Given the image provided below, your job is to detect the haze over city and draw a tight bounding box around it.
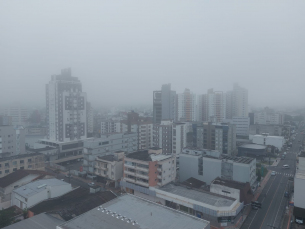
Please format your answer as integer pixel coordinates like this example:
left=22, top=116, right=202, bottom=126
left=1, top=0, right=305, bottom=109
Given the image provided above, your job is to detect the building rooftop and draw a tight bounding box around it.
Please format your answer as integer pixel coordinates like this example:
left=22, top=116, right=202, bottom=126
left=212, top=177, right=248, bottom=190
left=238, top=144, right=267, bottom=150
left=295, top=170, right=305, bottom=180
left=221, top=155, right=255, bottom=164
left=97, top=154, right=117, bottom=162
left=0, top=170, right=52, bottom=188
left=57, top=194, right=210, bottom=229
left=26, top=146, right=57, bottom=153
left=182, top=177, right=206, bottom=189
left=158, top=183, right=236, bottom=207
left=0, top=152, right=43, bottom=162
left=126, top=150, right=172, bottom=162
left=2, top=213, right=64, bottom=229
left=13, top=178, right=69, bottom=198
left=29, top=187, right=117, bottom=221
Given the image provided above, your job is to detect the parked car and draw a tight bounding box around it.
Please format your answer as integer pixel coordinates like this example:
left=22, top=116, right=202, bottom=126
left=88, top=182, right=95, bottom=187
left=288, top=177, right=294, bottom=181
left=65, top=174, right=72, bottom=178
left=271, top=171, right=276, bottom=176
left=252, top=206, right=258, bottom=210
left=284, top=192, right=290, bottom=198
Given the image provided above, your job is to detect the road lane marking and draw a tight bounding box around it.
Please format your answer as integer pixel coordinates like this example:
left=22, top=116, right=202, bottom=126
left=272, top=180, right=289, bottom=228
left=259, top=174, right=285, bottom=229
left=247, top=175, right=277, bottom=229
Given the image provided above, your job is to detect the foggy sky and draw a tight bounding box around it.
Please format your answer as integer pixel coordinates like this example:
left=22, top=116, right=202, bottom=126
left=1, top=0, right=305, bottom=109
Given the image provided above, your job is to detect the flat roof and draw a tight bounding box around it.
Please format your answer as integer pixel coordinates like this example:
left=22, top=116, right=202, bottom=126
left=158, top=183, right=235, bottom=207
left=126, top=151, right=172, bottom=162
left=212, top=177, right=248, bottom=190
left=2, top=213, right=64, bottom=229
left=0, top=152, right=43, bottom=162
left=57, top=194, right=209, bottom=229
left=221, top=155, right=255, bottom=164
left=97, top=154, right=117, bottom=162
left=13, top=178, right=69, bottom=198
left=239, top=144, right=267, bottom=150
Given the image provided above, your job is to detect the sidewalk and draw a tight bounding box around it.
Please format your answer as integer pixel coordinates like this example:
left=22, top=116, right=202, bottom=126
left=254, top=170, right=272, bottom=201
left=270, top=158, right=281, bottom=167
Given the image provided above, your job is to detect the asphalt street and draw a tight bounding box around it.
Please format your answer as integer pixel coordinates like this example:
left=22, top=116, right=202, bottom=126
left=241, top=132, right=303, bottom=229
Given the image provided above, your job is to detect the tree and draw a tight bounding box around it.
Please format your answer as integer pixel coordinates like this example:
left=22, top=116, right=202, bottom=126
left=257, top=170, right=261, bottom=181
left=0, top=209, right=14, bottom=228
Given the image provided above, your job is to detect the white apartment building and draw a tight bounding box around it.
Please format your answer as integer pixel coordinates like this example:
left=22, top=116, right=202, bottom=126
left=83, top=133, right=137, bottom=174
left=252, top=134, right=285, bottom=150
left=254, top=112, right=284, bottom=125
left=121, top=148, right=176, bottom=191
left=177, top=89, right=197, bottom=122
left=101, top=120, right=121, bottom=134
left=153, top=120, right=191, bottom=155
left=179, top=149, right=256, bottom=186
left=46, top=68, right=87, bottom=142
left=4, top=106, right=29, bottom=127
left=198, top=89, right=226, bottom=123
left=86, top=102, right=94, bottom=135
left=121, top=119, right=153, bottom=150
left=224, top=117, right=250, bottom=136
left=94, top=151, right=124, bottom=187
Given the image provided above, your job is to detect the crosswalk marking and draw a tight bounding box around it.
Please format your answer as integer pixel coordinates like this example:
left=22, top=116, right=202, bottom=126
left=271, top=171, right=294, bottom=177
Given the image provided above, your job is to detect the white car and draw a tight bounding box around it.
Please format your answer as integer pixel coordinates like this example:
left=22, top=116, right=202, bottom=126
left=88, top=182, right=95, bottom=187
left=271, top=171, right=276, bottom=176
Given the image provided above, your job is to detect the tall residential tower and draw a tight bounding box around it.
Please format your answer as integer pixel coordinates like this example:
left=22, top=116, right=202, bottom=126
left=46, top=68, right=87, bottom=142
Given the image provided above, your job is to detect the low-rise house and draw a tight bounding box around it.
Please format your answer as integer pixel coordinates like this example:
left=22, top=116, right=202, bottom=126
left=0, top=170, right=52, bottom=209
left=210, top=177, right=253, bottom=204
left=11, top=178, right=73, bottom=209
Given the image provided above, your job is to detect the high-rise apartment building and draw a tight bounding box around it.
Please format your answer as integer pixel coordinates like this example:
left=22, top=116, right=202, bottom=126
left=153, top=120, right=191, bottom=155
left=197, top=122, right=236, bottom=155
left=4, top=106, right=29, bottom=127
left=46, top=68, right=87, bottom=142
left=197, top=89, right=226, bottom=123
left=153, top=84, right=176, bottom=124
left=226, top=84, right=248, bottom=118
left=176, top=88, right=197, bottom=122
left=86, top=102, right=94, bottom=136
left=101, top=120, right=121, bottom=134
left=0, top=125, right=25, bottom=158
left=121, top=112, right=153, bottom=150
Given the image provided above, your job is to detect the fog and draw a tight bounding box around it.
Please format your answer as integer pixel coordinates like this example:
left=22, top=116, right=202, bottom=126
left=1, top=0, right=304, bottom=109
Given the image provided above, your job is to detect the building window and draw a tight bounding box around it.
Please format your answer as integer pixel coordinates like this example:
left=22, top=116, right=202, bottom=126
left=20, top=166, right=24, bottom=170
left=28, top=159, right=32, bottom=163
left=13, top=168, right=17, bottom=172
left=5, top=170, right=9, bottom=174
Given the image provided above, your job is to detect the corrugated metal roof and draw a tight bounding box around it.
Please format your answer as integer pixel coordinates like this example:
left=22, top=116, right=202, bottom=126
left=2, top=213, right=64, bottom=229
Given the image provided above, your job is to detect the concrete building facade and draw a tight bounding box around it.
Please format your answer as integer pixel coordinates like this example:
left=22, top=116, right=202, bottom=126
left=252, top=134, right=285, bottom=150
left=179, top=149, right=256, bottom=186
left=83, top=133, right=137, bottom=174
left=197, top=122, right=236, bottom=156
left=0, top=153, right=45, bottom=178
left=177, top=88, right=197, bottom=122
left=122, top=149, right=176, bottom=190
left=46, top=68, right=87, bottom=142
left=94, top=151, right=124, bottom=187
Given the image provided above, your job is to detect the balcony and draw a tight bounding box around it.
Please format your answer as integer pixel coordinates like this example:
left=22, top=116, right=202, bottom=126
left=157, top=167, right=162, bottom=172
left=124, top=164, right=136, bottom=169
left=136, top=173, right=148, bottom=179
left=136, top=166, right=149, bottom=172
left=135, top=180, right=149, bottom=187
left=124, top=170, right=136, bottom=176
left=125, top=177, right=136, bottom=183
